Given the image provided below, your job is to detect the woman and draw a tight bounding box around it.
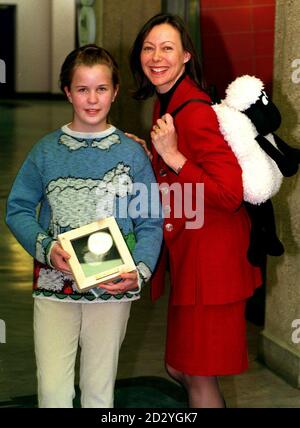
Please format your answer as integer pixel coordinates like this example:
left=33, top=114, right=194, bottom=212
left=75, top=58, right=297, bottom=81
left=129, top=13, right=262, bottom=408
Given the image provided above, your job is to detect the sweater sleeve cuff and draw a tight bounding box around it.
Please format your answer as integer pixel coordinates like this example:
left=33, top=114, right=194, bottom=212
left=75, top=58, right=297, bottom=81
left=126, top=270, right=143, bottom=295
left=46, top=240, right=57, bottom=268
left=127, top=262, right=152, bottom=295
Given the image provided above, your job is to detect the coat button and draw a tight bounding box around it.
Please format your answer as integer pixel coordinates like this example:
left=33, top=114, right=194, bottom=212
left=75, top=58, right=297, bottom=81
left=159, top=168, right=167, bottom=177
left=165, top=223, right=174, bottom=232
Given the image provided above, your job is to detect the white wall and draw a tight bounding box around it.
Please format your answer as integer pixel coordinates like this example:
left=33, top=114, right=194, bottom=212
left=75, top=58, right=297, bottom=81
left=0, top=0, right=51, bottom=92
left=0, top=0, right=76, bottom=93
left=51, top=0, right=76, bottom=93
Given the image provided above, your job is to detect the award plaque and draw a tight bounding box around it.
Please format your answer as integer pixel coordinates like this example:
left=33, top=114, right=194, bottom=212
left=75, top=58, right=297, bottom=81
left=58, top=217, right=136, bottom=292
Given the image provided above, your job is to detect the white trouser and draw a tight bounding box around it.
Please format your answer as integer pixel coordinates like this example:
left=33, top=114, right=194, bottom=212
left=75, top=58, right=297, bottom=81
left=33, top=298, right=131, bottom=408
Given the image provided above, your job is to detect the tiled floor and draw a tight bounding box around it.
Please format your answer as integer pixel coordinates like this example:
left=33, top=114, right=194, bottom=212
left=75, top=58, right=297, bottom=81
left=0, top=99, right=300, bottom=408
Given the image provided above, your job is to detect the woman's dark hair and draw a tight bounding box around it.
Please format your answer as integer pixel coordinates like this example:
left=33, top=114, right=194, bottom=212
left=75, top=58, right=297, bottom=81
left=59, top=44, right=119, bottom=94
left=130, top=13, right=204, bottom=100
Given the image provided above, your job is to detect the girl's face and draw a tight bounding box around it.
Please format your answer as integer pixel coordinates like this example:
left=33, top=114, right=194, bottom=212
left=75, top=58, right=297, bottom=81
left=65, top=64, right=118, bottom=133
left=140, top=23, right=191, bottom=94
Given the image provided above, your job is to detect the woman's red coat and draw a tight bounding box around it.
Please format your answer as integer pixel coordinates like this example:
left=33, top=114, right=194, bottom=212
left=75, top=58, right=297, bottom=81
left=150, top=76, right=261, bottom=305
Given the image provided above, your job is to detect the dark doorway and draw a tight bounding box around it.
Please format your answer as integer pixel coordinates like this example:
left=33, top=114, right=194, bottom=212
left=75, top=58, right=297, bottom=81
left=0, top=5, right=16, bottom=97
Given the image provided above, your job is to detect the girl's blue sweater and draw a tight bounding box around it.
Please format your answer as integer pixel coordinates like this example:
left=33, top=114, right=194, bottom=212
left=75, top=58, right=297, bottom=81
left=6, top=125, right=163, bottom=303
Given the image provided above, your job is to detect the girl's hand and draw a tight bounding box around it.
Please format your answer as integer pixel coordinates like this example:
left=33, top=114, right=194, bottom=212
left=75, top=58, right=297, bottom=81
left=125, top=132, right=153, bottom=160
left=151, top=114, right=187, bottom=173
left=98, top=270, right=138, bottom=295
left=50, top=242, right=71, bottom=274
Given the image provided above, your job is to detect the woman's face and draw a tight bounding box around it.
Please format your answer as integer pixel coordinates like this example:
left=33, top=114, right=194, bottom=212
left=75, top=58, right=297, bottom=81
left=140, top=23, right=191, bottom=94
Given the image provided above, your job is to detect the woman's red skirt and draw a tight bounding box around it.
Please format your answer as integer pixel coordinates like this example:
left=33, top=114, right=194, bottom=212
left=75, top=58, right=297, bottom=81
left=165, top=298, right=248, bottom=376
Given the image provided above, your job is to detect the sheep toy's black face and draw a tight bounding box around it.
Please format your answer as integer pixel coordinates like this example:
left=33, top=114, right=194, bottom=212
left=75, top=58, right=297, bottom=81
left=243, top=91, right=282, bottom=136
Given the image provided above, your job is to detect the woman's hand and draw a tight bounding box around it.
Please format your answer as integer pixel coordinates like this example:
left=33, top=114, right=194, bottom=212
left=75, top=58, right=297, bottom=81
left=98, top=270, right=139, bottom=295
left=151, top=113, right=178, bottom=157
left=50, top=242, right=71, bottom=274
left=151, top=114, right=187, bottom=172
left=125, top=132, right=153, bottom=160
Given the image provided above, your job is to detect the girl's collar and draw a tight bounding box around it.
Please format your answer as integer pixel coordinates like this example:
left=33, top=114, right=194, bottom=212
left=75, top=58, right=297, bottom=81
left=61, top=124, right=116, bottom=140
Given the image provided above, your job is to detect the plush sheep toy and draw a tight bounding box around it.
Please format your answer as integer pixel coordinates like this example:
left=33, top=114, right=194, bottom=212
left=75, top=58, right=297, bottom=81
left=213, top=75, right=300, bottom=266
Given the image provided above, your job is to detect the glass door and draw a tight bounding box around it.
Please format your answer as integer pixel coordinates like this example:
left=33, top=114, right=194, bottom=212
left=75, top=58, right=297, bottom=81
left=0, top=5, right=16, bottom=97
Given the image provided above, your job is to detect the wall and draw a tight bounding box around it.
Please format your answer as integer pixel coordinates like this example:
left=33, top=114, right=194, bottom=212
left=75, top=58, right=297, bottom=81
left=0, top=0, right=76, bottom=94
left=94, top=0, right=161, bottom=138
left=51, top=0, right=76, bottom=94
left=0, top=0, right=51, bottom=93
left=258, top=0, right=300, bottom=387
left=200, top=0, right=275, bottom=99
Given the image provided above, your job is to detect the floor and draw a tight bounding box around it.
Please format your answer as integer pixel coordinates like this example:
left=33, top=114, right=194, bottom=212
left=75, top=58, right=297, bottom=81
left=0, top=99, right=300, bottom=408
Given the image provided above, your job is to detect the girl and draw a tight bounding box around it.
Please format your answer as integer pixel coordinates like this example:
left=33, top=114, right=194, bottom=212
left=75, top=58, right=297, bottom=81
left=129, top=13, right=262, bottom=408
left=6, top=45, right=163, bottom=408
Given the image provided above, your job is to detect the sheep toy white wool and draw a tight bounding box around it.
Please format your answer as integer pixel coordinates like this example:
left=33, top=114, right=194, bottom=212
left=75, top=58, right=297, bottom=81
left=213, top=76, right=283, bottom=205
left=170, top=75, right=300, bottom=266
left=212, top=75, right=300, bottom=266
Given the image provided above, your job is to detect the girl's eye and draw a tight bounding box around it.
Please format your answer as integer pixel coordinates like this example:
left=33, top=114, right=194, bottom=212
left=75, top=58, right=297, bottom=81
left=78, top=88, right=87, bottom=93
left=98, top=87, right=107, bottom=92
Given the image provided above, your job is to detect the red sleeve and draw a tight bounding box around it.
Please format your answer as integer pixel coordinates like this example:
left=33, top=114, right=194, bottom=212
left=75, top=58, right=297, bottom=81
left=176, top=103, right=243, bottom=212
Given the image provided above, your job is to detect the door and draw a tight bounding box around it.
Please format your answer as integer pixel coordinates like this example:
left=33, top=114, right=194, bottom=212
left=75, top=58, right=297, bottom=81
left=0, top=5, right=16, bottom=97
